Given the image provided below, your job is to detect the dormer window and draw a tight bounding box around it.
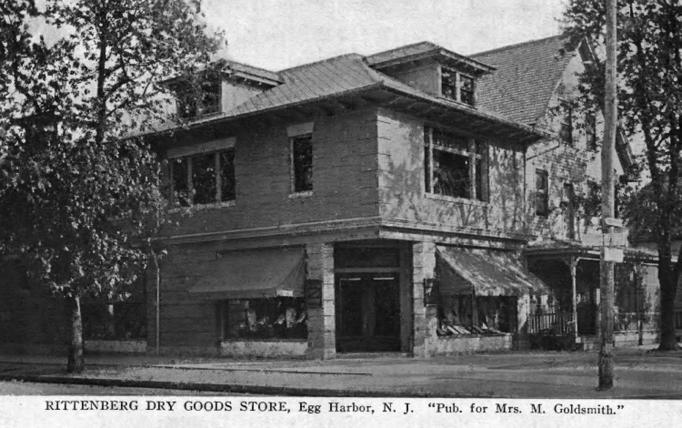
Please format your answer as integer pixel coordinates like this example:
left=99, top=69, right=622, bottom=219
left=176, top=78, right=221, bottom=120
left=459, top=75, right=475, bottom=105
left=441, top=67, right=475, bottom=106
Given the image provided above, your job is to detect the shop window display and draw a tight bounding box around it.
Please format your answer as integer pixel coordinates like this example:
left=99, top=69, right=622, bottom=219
left=436, top=295, right=517, bottom=337
left=222, top=297, right=307, bottom=340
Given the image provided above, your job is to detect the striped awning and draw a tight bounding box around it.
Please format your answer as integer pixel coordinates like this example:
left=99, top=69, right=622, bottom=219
left=189, top=247, right=305, bottom=299
left=437, top=247, right=548, bottom=296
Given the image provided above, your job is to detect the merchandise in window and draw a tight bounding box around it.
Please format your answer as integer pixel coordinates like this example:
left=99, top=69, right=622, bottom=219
left=437, top=295, right=517, bottom=337
left=222, top=297, right=307, bottom=340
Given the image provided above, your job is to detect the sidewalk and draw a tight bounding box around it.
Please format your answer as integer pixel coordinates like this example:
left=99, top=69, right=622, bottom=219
left=1, top=346, right=682, bottom=398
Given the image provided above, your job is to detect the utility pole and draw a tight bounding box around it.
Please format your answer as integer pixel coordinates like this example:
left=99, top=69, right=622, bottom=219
left=599, top=0, right=617, bottom=390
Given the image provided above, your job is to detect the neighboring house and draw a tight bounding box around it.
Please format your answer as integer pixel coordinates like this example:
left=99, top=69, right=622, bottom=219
left=473, top=36, right=659, bottom=348
left=0, top=35, right=662, bottom=357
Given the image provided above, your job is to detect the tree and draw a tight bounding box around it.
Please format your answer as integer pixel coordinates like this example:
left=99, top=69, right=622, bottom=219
left=563, top=0, right=682, bottom=350
left=0, top=0, right=223, bottom=372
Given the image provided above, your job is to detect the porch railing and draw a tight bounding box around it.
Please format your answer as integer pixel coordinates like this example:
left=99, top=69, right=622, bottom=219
left=527, top=312, right=573, bottom=336
left=529, top=311, right=660, bottom=336
left=614, top=311, right=659, bottom=332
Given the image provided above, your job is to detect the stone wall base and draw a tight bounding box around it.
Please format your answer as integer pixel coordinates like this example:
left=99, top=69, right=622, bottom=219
left=425, top=333, right=513, bottom=356
left=85, top=340, right=147, bottom=354
left=613, top=330, right=659, bottom=346
left=220, top=340, right=308, bottom=358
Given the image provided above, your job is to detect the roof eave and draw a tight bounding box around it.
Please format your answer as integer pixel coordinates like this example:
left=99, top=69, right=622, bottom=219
left=369, top=49, right=496, bottom=75
left=141, top=81, right=546, bottom=145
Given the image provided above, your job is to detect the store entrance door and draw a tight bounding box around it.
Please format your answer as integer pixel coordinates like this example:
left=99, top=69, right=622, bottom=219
left=335, top=273, right=400, bottom=353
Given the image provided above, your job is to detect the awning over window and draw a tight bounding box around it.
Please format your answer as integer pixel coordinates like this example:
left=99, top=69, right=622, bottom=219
left=189, top=247, right=305, bottom=299
left=436, top=246, right=548, bottom=296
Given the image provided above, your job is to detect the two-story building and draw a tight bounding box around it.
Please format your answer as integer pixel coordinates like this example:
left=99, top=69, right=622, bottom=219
left=0, top=35, right=662, bottom=357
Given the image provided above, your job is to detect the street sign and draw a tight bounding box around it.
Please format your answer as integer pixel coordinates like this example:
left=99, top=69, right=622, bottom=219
left=603, top=217, right=624, bottom=228
left=604, top=230, right=628, bottom=247
left=602, top=247, right=624, bottom=263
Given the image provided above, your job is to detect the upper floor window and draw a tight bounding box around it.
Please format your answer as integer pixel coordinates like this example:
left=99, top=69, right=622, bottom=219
left=586, top=112, right=597, bottom=151
left=559, top=101, right=574, bottom=145
left=170, top=147, right=235, bottom=206
left=291, top=134, right=313, bottom=193
left=535, top=169, right=549, bottom=217
left=441, top=67, right=475, bottom=106
left=563, top=182, right=576, bottom=239
left=424, top=126, right=487, bottom=201
left=176, top=78, right=221, bottom=120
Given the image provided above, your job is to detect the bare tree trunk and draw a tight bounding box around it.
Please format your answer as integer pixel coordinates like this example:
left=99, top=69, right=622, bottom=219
left=67, top=294, right=84, bottom=373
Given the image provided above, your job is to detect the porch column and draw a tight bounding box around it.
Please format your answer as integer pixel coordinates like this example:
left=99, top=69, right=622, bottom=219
left=570, top=257, right=579, bottom=342
left=412, top=241, right=436, bottom=357
left=595, top=288, right=601, bottom=338
left=306, top=242, right=335, bottom=359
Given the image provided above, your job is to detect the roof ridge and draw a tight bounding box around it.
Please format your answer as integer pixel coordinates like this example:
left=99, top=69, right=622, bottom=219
left=225, top=59, right=278, bottom=75
left=470, top=34, right=567, bottom=58
left=365, top=40, right=439, bottom=57
left=278, top=53, right=364, bottom=73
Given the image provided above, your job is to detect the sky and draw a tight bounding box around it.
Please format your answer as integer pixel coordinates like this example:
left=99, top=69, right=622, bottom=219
left=204, top=0, right=568, bottom=71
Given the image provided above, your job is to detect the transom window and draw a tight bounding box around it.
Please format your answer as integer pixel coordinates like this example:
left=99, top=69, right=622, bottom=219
left=424, top=126, right=487, bottom=201
left=291, top=134, right=313, bottom=193
left=441, top=67, right=475, bottom=106
left=170, top=148, right=235, bottom=206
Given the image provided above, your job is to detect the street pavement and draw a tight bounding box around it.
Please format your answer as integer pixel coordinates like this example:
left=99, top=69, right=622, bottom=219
left=1, top=346, right=681, bottom=398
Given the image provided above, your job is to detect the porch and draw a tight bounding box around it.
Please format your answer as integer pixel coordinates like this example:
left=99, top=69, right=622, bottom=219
left=526, top=310, right=660, bottom=349
left=525, top=245, right=660, bottom=349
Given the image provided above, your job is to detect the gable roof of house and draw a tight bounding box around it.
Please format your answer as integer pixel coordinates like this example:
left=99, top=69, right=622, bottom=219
left=470, top=35, right=572, bottom=125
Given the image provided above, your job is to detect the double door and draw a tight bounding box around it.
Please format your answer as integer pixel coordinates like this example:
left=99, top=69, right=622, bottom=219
left=335, top=273, right=400, bottom=353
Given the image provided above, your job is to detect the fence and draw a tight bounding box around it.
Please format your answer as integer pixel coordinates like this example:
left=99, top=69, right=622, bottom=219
left=614, top=311, right=658, bottom=332
left=527, top=312, right=573, bottom=335
left=529, top=311, right=660, bottom=336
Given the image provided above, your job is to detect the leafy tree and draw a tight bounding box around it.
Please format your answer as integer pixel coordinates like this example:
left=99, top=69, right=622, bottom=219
left=563, top=0, right=682, bottom=350
left=0, top=0, right=223, bottom=371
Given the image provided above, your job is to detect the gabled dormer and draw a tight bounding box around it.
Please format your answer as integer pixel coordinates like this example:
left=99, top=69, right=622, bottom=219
left=365, top=41, right=494, bottom=107
left=169, top=60, right=282, bottom=120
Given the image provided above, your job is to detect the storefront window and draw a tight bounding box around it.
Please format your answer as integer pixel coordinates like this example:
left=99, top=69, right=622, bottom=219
left=222, top=297, right=307, bottom=340
left=436, top=294, right=517, bottom=337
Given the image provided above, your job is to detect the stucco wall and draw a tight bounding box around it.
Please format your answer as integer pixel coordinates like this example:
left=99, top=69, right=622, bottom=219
left=376, top=108, right=526, bottom=236
left=386, top=61, right=441, bottom=96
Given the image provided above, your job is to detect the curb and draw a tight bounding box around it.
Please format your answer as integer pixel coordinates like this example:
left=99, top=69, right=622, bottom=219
left=0, top=373, right=439, bottom=397
left=2, top=373, right=680, bottom=399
